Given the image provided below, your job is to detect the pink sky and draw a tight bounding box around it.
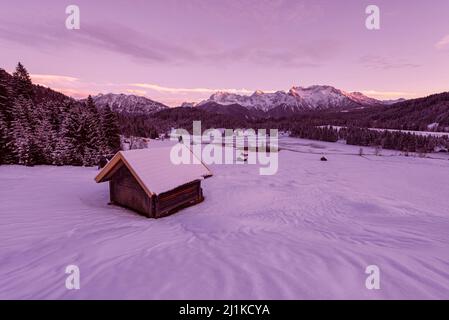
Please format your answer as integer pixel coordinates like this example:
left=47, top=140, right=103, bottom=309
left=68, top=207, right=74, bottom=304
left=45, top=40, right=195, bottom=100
left=1, top=0, right=449, bottom=106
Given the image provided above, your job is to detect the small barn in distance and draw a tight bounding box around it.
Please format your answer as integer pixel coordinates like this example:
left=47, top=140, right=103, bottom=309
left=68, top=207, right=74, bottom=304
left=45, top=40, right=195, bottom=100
left=95, top=145, right=212, bottom=218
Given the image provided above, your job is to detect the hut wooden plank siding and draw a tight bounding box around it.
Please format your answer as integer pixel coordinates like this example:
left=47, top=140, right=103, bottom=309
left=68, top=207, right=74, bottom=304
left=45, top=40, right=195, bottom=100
left=95, top=146, right=212, bottom=218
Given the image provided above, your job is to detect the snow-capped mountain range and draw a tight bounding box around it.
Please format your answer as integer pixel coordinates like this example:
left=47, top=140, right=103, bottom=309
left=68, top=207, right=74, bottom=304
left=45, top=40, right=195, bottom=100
left=197, top=85, right=400, bottom=113
left=90, top=93, right=168, bottom=114
left=88, top=86, right=405, bottom=118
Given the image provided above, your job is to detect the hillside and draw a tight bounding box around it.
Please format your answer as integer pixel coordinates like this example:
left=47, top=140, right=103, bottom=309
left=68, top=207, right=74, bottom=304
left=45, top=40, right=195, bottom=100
left=0, top=65, right=121, bottom=166
left=365, top=92, right=449, bottom=131
left=322, top=92, right=449, bottom=131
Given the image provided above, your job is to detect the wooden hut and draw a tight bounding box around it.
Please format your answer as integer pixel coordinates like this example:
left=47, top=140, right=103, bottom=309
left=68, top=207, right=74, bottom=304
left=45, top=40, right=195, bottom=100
left=95, top=145, right=212, bottom=218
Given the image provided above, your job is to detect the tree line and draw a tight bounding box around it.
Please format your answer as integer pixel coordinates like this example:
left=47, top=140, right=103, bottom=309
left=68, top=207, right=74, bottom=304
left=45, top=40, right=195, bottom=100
left=118, top=106, right=449, bottom=154
left=0, top=63, right=120, bottom=166
left=290, top=125, right=449, bottom=154
left=118, top=107, right=249, bottom=138
left=132, top=108, right=448, bottom=154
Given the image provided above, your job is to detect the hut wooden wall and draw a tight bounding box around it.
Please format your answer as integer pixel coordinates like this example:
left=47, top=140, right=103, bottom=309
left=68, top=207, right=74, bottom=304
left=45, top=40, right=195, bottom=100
left=110, top=165, right=152, bottom=217
left=155, top=180, right=203, bottom=218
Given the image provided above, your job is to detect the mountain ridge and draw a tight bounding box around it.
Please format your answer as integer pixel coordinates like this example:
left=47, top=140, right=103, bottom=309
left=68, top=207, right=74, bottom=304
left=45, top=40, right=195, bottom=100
left=88, top=93, right=169, bottom=114
left=196, top=85, right=401, bottom=116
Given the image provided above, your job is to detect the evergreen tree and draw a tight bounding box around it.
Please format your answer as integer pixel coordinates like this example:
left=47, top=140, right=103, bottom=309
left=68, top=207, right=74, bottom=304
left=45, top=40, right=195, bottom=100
left=51, top=101, right=72, bottom=165
left=100, top=105, right=121, bottom=155
left=60, top=106, right=86, bottom=166
left=35, top=114, right=56, bottom=164
left=0, top=69, right=13, bottom=123
left=0, top=111, right=8, bottom=164
left=84, top=96, right=103, bottom=165
left=12, top=62, right=34, bottom=100
left=11, top=97, right=37, bottom=165
left=52, top=134, right=67, bottom=166
left=0, top=69, right=14, bottom=162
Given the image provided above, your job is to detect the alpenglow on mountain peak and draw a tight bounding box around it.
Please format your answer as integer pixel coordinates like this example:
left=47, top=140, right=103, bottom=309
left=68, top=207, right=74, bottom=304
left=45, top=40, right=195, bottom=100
left=89, top=93, right=169, bottom=114
left=197, top=85, right=396, bottom=113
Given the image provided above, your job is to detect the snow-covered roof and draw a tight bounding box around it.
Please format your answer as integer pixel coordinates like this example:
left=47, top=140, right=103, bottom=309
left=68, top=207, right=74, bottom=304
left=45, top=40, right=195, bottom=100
left=95, top=144, right=212, bottom=196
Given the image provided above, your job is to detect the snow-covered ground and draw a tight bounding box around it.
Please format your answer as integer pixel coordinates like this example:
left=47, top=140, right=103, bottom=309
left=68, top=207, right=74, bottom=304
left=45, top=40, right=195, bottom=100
left=1, top=137, right=449, bottom=299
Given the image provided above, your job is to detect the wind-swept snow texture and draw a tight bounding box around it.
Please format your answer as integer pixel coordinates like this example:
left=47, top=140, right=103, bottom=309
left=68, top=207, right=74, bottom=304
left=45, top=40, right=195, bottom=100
left=1, top=138, right=449, bottom=299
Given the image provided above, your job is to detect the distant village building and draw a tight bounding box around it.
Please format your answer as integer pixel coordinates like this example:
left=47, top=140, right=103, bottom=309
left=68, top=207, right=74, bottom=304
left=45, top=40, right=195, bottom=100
left=95, top=145, right=212, bottom=218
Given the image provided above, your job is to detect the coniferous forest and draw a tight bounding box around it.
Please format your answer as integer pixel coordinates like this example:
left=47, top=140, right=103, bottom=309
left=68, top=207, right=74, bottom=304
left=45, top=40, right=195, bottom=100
left=290, top=125, right=449, bottom=154
left=0, top=63, right=121, bottom=166
left=135, top=109, right=449, bottom=154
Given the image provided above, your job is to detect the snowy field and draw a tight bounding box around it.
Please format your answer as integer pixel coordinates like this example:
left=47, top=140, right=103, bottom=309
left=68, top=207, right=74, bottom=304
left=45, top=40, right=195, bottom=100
left=1, top=137, right=449, bottom=299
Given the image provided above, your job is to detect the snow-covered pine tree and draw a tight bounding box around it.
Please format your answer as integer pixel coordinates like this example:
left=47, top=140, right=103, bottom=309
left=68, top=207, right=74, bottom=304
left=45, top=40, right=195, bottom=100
left=100, top=105, right=121, bottom=155
left=11, top=97, right=37, bottom=166
left=0, top=69, right=14, bottom=163
left=83, top=95, right=103, bottom=165
left=0, top=69, right=13, bottom=122
left=8, top=63, right=41, bottom=165
left=59, top=105, right=86, bottom=166
left=0, top=111, right=8, bottom=164
left=51, top=134, right=67, bottom=166
left=35, top=112, right=56, bottom=164
left=12, top=62, right=34, bottom=100
left=51, top=101, right=73, bottom=165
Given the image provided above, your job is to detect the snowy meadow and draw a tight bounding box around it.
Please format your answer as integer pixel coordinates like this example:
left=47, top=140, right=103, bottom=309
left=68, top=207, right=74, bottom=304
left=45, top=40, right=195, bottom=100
left=1, top=137, right=449, bottom=299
